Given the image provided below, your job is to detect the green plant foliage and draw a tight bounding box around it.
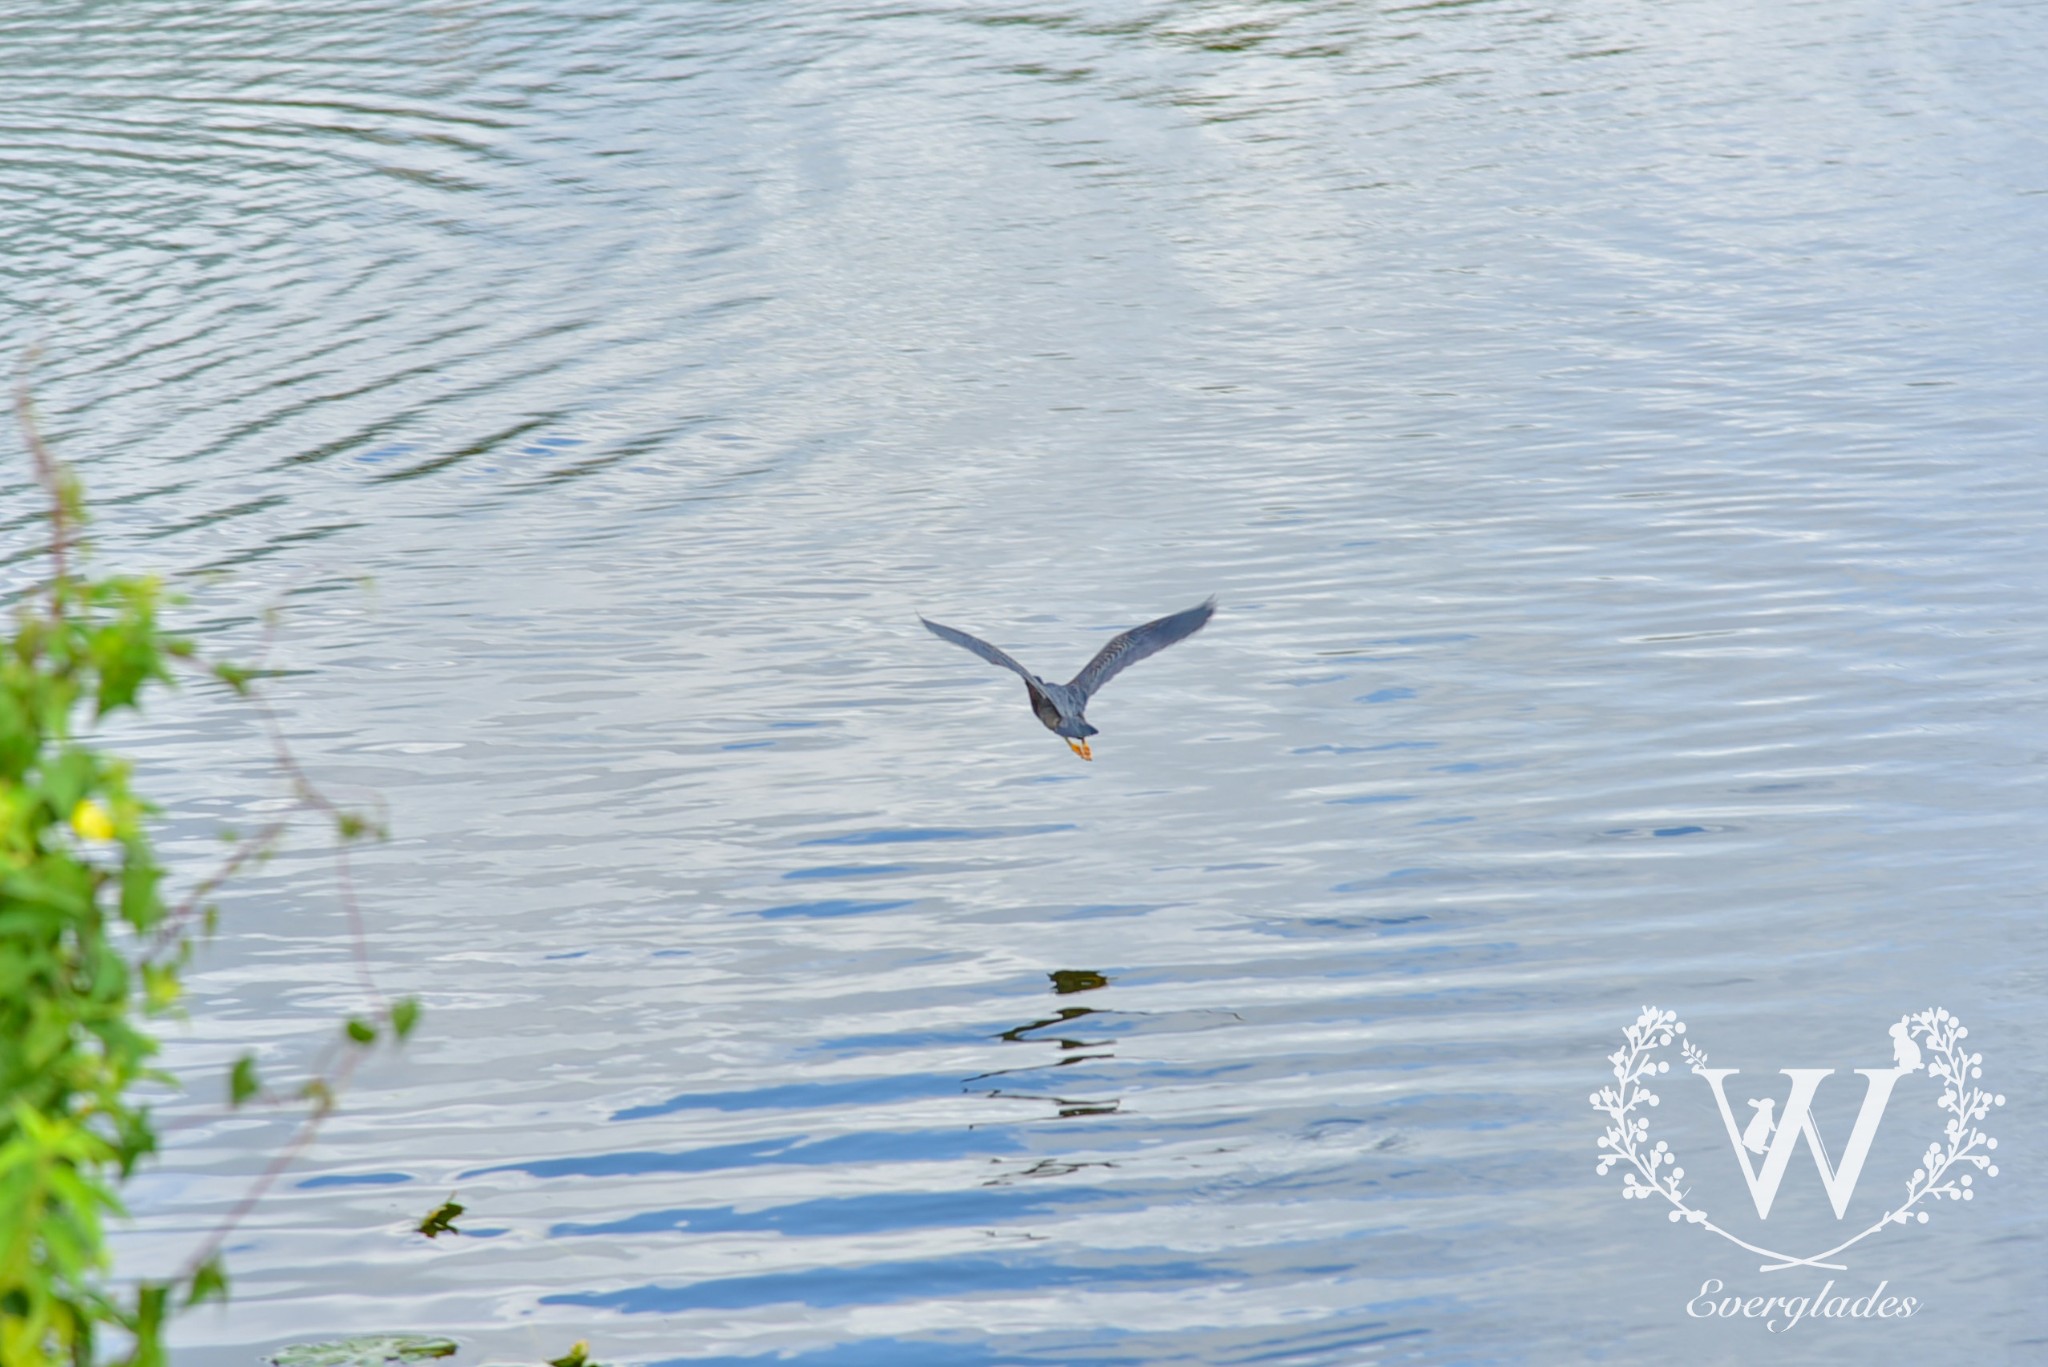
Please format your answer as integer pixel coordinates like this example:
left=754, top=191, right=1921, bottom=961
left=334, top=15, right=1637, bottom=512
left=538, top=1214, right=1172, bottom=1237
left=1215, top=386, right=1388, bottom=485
left=230, top=1054, right=263, bottom=1107
left=184, top=1256, right=228, bottom=1309
left=2, top=507, right=188, bottom=1363
left=413, top=1197, right=463, bottom=1239
left=3, top=387, right=420, bottom=1364
left=547, top=1342, right=600, bottom=1367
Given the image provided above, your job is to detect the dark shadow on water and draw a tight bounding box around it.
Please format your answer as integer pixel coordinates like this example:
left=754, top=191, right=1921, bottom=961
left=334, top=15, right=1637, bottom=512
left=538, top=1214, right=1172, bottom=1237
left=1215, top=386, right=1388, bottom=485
left=995, top=1006, right=1113, bottom=1048
left=972, top=969, right=1122, bottom=1117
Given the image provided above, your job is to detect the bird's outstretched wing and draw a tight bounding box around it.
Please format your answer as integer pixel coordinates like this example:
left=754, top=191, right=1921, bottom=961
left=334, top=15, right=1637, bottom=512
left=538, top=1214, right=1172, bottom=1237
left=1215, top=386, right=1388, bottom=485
left=921, top=616, right=1038, bottom=682
left=1068, top=598, right=1215, bottom=699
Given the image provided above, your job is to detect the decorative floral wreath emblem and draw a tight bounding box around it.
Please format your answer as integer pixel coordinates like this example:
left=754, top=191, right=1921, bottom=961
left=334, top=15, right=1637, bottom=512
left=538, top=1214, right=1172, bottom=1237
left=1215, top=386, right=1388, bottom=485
left=1591, top=1006, right=2003, bottom=1272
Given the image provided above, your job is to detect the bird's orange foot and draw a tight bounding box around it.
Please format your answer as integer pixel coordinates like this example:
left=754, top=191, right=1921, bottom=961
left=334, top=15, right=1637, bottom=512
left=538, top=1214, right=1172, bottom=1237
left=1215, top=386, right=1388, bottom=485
left=1067, top=739, right=1093, bottom=761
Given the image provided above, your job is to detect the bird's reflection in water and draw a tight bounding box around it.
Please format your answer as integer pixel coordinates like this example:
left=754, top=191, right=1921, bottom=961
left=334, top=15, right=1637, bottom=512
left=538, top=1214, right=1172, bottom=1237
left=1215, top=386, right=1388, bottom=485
left=970, top=969, right=1121, bottom=1118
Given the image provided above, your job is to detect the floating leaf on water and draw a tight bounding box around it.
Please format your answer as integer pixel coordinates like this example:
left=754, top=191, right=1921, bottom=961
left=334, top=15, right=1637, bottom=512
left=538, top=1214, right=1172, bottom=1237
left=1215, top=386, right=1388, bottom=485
left=269, top=1334, right=458, bottom=1365
left=416, top=1196, right=464, bottom=1238
left=547, top=1342, right=598, bottom=1367
left=1048, top=969, right=1109, bottom=995
left=230, top=1054, right=261, bottom=1106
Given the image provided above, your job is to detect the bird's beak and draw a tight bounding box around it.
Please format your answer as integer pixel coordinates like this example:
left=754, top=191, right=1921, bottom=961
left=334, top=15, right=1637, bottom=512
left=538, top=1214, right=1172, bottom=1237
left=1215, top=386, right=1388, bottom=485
left=1067, top=739, right=1093, bottom=761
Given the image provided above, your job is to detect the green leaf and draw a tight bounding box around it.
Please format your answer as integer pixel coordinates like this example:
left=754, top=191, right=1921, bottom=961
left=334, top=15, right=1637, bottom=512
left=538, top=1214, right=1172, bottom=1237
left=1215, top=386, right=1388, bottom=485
left=415, top=1197, right=463, bottom=1239
left=141, top=959, right=181, bottom=1012
left=133, top=1279, right=171, bottom=1341
left=230, top=1054, right=261, bottom=1106
left=548, top=1343, right=599, bottom=1367
left=390, top=996, right=422, bottom=1041
left=345, top=1018, right=377, bottom=1045
left=186, top=1254, right=229, bottom=1307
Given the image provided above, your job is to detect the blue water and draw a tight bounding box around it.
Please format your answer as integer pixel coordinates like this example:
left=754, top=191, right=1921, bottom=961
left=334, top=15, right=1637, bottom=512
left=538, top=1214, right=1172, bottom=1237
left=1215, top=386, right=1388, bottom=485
left=3, top=0, right=2044, bottom=1361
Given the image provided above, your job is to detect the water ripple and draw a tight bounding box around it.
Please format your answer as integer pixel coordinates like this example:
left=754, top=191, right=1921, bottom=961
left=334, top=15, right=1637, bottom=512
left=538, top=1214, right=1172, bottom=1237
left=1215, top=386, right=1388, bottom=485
left=10, top=0, right=2043, bottom=1362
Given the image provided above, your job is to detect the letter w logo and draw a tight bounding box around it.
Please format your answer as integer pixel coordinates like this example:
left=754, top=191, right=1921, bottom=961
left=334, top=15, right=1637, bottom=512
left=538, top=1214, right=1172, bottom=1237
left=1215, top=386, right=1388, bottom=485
left=1697, top=1068, right=1907, bottom=1219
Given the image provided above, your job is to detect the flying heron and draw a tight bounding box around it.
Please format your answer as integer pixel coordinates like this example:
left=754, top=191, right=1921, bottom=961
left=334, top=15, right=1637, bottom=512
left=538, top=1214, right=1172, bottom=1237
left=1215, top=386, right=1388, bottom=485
left=919, top=598, right=1216, bottom=760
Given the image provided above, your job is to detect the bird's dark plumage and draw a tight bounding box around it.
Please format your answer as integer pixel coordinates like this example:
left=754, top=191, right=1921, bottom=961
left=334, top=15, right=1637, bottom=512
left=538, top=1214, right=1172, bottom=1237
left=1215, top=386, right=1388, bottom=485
left=919, top=598, right=1216, bottom=759
left=918, top=618, right=1038, bottom=683
left=1069, top=598, right=1216, bottom=697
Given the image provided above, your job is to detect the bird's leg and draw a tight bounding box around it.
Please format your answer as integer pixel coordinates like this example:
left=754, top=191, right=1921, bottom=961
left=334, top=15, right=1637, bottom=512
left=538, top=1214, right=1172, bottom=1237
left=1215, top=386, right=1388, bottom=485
left=1067, top=738, right=1093, bottom=761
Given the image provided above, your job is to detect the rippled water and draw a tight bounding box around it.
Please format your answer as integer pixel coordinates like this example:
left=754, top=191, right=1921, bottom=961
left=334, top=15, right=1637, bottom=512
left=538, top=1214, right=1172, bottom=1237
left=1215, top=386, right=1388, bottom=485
left=5, top=0, right=2046, bottom=1362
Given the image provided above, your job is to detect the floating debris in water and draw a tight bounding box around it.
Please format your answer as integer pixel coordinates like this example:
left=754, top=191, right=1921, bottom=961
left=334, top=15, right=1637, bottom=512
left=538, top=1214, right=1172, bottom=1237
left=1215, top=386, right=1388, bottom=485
left=415, top=1196, right=464, bottom=1239
left=269, top=1336, right=457, bottom=1366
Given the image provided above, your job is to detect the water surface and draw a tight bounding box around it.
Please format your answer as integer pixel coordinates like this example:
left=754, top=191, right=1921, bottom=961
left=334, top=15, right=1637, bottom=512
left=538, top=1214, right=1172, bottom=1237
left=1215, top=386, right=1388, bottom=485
left=2, top=0, right=2044, bottom=1362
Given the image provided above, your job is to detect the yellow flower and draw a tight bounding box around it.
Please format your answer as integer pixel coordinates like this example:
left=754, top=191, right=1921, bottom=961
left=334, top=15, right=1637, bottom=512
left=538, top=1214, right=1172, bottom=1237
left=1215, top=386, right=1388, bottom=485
left=71, top=799, right=116, bottom=841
